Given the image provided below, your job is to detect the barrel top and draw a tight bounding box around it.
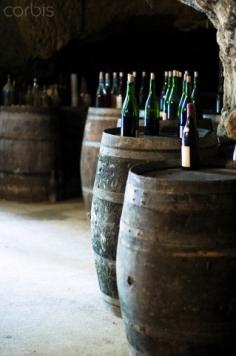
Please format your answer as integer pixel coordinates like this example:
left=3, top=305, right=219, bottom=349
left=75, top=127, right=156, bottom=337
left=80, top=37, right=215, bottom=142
left=128, top=164, right=236, bottom=193
left=88, top=107, right=120, bottom=116
left=101, top=128, right=217, bottom=152
left=0, top=105, right=57, bottom=115
left=142, top=168, right=236, bottom=182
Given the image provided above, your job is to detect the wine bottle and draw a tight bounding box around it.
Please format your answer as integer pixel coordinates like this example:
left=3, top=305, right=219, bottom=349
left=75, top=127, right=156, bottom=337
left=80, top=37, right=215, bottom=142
left=167, top=70, right=182, bottom=120
left=144, top=73, right=160, bottom=136
left=178, top=71, right=188, bottom=118
left=3, top=75, right=14, bottom=106
left=179, top=75, right=192, bottom=139
left=181, top=103, right=200, bottom=170
left=191, top=71, right=202, bottom=120
left=160, top=71, right=168, bottom=116
left=111, top=72, right=119, bottom=108
left=96, top=72, right=106, bottom=108
left=162, top=71, right=172, bottom=120
left=132, top=71, right=139, bottom=103
left=32, top=78, right=40, bottom=107
left=121, top=74, right=139, bottom=137
left=105, top=73, right=111, bottom=107
left=139, top=72, right=149, bottom=111
left=25, top=85, right=33, bottom=106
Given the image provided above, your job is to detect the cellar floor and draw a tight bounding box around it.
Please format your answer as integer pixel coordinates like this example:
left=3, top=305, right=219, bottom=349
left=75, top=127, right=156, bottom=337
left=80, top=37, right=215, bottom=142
left=0, top=199, right=129, bottom=356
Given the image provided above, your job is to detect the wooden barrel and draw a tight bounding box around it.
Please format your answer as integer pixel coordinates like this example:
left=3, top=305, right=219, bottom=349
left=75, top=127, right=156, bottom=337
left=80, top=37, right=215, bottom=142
left=0, top=106, right=58, bottom=202
left=80, top=107, right=120, bottom=216
left=58, top=106, right=87, bottom=199
left=91, top=128, right=218, bottom=317
left=117, top=164, right=236, bottom=355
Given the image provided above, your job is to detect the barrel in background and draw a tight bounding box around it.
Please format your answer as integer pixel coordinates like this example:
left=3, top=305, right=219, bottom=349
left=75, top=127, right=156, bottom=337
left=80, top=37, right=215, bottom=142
left=117, top=164, right=236, bottom=355
left=91, top=128, right=219, bottom=317
left=0, top=106, right=58, bottom=202
left=80, top=107, right=120, bottom=215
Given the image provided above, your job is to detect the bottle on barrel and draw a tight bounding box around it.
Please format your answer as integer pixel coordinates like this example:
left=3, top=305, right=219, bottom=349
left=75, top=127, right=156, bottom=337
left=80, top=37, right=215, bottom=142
left=162, top=71, right=172, bottom=120
left=111, top=72, right=119, bottom=108
left=178, top=71, right=188, bottom=118
left=3, top=75, right=14, bottom=106
left=179, top=75, right=192, bottom=139
left=121, top=74, right=139, bottom=137
left=168, top=70, right=182, bottom=120
left=181, top=103, right=200, bottom=170
left=144, top=73, right=160, bottom=136
left=160, top=71, right=168, bottom=117
left=105, top=72, right=112, bottom=107
left=96, top=72, right=106, bottom=108
left=132, top=71, right=139, bottom=104
left=216, top=62, right=224, bottom=115
left=191, top=71, right=202, bottom=120
left=139, top=72, right=149, bottom=117
left=32, top=78, right=41, bottom=107
left=116, top=72, right=125, bottom=109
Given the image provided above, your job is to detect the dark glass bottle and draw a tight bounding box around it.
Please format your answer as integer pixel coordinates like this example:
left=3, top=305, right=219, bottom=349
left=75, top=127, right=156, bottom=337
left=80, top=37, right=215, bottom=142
left=96, top=72, right=106, bottom=108
left=139, top=72, right=149, bottom=111
left=121, top=74, right=139, bottom=137
left=160, top=71, right=168, bottom=117
left=168, top=70, right=182, bottom=120
left=119, top=72, right=126, bottom=102
left=162, top=71, right=172, bottom=120
left=32, top=78, right=40, bottom=107
left=105, top=73, right=111, bottom=107
left=3, top=75, right=14, bottom=106
left=144, top=73, right=160, bottom=136
left=25, top=85, right=33, bottom=106
left=179, top=75, right=192, bottom=139
left=216, top=62, right=224, bottom=114
left=191, top=71, right=202, bottom=120
left=181, top=103, right=200, bottom=170
left=51, top=84, right=61, bottom=108
left=111, top=72, right=119, bottom=108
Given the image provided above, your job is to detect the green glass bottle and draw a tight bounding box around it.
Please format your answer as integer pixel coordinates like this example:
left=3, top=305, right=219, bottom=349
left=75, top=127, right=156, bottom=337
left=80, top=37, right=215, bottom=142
left=162, top=71, right=172, bottom=120
left=191, top=71, right=202, bottom=120
left=167, top=70, right=182, bottom=120
left=139, top=71, right=149, bottom=111
left=179, top=75, right=192, bottom=138
left=144, top=73, right=160, bottom=136
left=160, top=71, right=168, bottom=116
left=121, top=74, right=139, bottom=137
left=178, top=71, right=188, bottom=118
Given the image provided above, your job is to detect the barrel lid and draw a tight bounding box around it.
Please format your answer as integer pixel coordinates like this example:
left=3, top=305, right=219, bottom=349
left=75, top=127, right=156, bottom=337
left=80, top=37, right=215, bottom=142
left=101, top=128, right=217, bottom=151
left=128, top=164, right=236, bottom=193
left=143, top=168, right=236, bottom=182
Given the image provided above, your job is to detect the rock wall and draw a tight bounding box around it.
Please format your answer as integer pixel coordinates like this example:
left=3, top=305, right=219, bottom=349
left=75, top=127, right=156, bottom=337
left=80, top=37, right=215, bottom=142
left=0, top=0, right=206, bottom=69
left=179, top=0, right=236, bottom=138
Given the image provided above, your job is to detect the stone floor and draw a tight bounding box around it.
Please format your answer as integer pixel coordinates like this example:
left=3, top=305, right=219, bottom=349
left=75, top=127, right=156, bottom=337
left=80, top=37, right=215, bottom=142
left=0, top=199, right=129, bottom=356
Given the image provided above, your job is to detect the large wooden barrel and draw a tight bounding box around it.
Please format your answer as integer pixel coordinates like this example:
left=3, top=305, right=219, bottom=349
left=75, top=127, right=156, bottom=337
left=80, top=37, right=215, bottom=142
left=117, top=164, right=236, bottom=355
left=0, top=106, right=58, bottom=202
left=80, top=107, right=120, bottom=215
left=58, top=106, right=87, bottom=199
left=91, top=128, right=218, bottom=317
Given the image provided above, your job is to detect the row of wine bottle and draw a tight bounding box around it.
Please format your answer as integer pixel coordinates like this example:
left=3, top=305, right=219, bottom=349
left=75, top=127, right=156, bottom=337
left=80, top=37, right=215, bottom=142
left=2, top=75, right=61, bottom=108
left=121, top=73, right=201, bottom=170
left=120, top=71, right=201, bottom=138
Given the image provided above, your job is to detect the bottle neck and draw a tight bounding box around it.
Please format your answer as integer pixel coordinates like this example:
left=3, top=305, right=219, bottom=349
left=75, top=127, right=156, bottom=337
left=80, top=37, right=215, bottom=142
left=149, top=79, right=156, bottom=95
left=186, top=81, right=192, bottom=98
